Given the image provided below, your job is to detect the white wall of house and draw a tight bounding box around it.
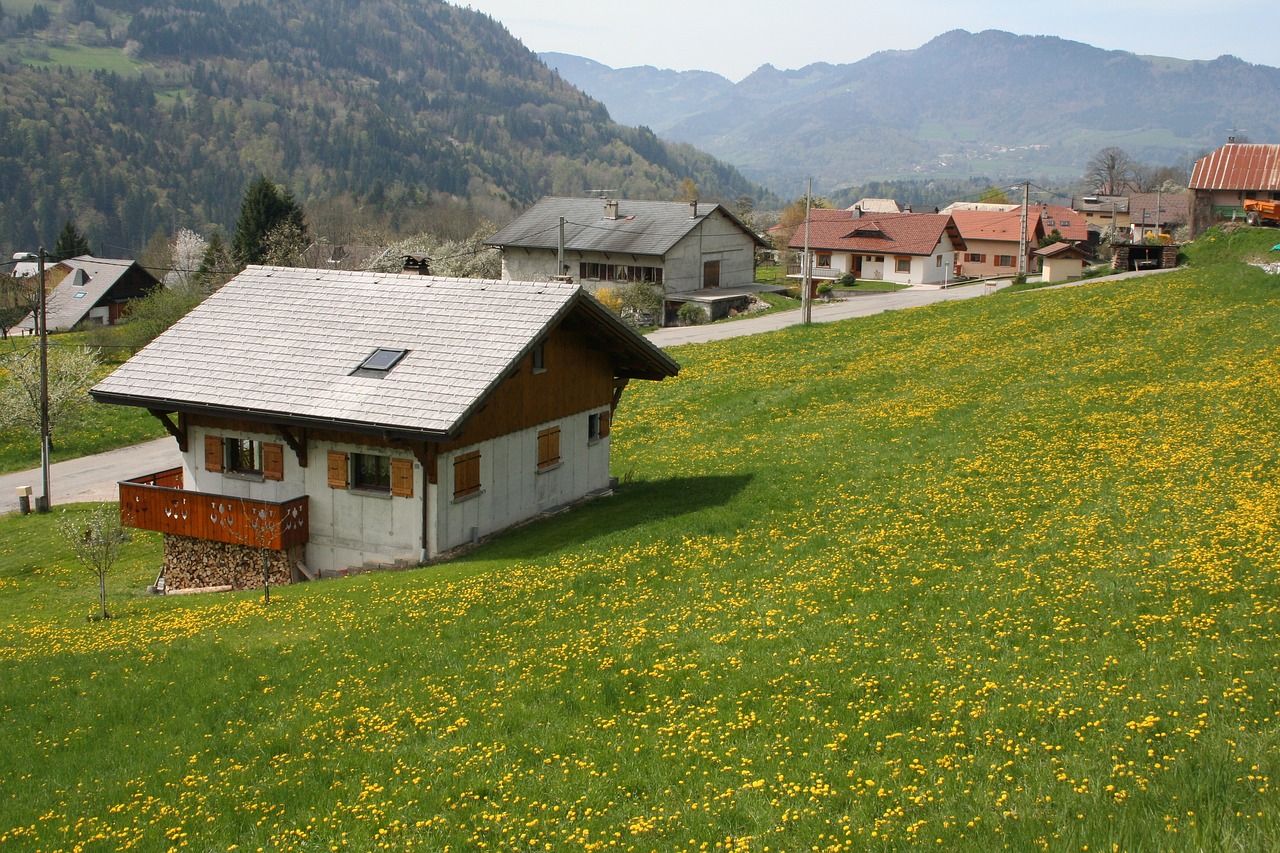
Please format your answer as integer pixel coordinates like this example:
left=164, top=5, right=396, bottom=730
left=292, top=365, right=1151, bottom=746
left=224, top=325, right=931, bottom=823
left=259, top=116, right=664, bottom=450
left=184, top=425, right=424, bottom=575
left=436, top=408, right=612, bottom=553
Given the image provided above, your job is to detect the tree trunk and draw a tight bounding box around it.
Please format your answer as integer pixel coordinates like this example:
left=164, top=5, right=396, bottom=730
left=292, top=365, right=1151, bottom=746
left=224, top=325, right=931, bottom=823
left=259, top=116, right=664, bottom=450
left=98, top=572, right=108, bottom=619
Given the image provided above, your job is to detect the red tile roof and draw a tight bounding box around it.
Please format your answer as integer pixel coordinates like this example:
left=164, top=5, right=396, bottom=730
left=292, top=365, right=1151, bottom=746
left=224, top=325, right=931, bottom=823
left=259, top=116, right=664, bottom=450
left=1191, top=144, right=1280, bottom=191
left=1035, top=205, right=1088, bottom=242
left=950, top=209, right=1043, bottom=243
left=789, top=211, right=960, bottom=255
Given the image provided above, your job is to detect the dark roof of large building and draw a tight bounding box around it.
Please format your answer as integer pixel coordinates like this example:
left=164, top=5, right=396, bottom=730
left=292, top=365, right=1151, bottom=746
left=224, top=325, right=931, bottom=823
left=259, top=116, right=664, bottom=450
left=485, top=197, right=766, bottom=256
left=1128, top=192, right=1190, bottom=226
left=788, top=212, right=963, bottom=255
left=92, top=266, right=678, bottom=440
left=1191, top=144, right=1280, bottom=191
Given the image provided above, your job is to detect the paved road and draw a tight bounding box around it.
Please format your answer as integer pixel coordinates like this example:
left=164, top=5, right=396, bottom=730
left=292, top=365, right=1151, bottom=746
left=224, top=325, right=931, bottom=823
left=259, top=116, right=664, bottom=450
left=0, top=268, right=1178, bottom=514
left=0, top=436, right=181, bottom=515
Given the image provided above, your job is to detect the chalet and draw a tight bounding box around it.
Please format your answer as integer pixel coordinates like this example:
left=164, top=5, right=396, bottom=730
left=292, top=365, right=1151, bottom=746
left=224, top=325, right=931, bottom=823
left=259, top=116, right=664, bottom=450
left=788, top=210, right=965, bottom=287
left=91, top=266, right=679, bottom=590
left=485, top=197, right=769, bottom=322
left=17, top=256, right=160, bottom=333
left=949, top=210, right=1044, bottom=279
left=1189, top=143, right=1280, bottom=235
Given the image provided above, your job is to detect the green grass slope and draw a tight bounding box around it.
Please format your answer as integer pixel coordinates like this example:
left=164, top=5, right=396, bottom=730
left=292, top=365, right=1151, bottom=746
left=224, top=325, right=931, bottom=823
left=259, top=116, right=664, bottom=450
left=3, top=229, right=1280, bottom=850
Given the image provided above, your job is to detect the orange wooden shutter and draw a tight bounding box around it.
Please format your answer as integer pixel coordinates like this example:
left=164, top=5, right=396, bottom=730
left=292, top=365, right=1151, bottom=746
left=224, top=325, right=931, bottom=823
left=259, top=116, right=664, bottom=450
left=263, top=443, right=285, bottom=481
left=391, top=457, right=414, bottom=498
left=599, top=411, right=611, bottom=438
left=204, top=434, right=223, bottom=472
left=327, top=451, right=348, bottom=489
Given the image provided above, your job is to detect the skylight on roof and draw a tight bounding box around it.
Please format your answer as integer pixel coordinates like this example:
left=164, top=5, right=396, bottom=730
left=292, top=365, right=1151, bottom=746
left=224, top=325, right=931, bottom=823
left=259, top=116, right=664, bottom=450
left=358, top=348, right=408, bottom=372
left=73, top=292, right=87, bottom=298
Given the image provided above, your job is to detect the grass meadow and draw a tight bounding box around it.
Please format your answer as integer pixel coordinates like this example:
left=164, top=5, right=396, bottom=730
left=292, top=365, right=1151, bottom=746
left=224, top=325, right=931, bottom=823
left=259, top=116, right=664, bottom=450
left=2, top=227, right=1280, bottom=850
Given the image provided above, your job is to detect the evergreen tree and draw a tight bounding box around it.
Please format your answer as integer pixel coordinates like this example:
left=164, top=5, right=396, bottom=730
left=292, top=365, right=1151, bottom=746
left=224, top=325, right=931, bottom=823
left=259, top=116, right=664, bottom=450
left=196, top=233, right=236, bottom=290
left=52, top=220, right=92, bottom=261
left=232, top=175, right=307, bottom=266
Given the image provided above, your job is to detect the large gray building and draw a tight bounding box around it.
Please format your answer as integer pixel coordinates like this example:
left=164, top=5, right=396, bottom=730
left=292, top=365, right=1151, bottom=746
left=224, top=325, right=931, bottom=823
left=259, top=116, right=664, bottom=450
left=486, top=197, right=767, bottom=320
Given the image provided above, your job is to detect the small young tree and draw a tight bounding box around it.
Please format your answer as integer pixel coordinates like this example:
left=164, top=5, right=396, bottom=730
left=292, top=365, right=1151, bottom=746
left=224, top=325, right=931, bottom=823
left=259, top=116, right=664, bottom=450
left=57, top=505, right=126, bottom=620
left=0, top=273, right=38, bottom=339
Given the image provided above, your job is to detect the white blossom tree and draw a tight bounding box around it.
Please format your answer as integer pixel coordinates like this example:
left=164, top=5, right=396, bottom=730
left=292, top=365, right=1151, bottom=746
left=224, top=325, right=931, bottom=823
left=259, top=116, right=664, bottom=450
left=0, top=344, right=101, bottom=447
left=169, top=228, right=209, bottom=289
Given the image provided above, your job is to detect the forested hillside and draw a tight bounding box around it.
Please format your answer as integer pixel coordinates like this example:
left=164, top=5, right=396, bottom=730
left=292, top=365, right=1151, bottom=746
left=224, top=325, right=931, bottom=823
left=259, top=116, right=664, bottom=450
left=0, top=0, right=761, bottom=252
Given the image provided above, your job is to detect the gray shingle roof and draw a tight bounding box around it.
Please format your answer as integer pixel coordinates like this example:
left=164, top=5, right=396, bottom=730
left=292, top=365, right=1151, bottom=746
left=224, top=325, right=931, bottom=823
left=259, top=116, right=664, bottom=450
left=485, top=197, right=764, bottom=256
left=19, top=256, right=156, bottom=332
left=91, top=266, right=677, bottom=439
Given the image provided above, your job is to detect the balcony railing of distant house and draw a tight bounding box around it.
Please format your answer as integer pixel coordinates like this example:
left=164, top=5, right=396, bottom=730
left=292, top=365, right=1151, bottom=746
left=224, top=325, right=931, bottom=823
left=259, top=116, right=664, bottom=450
left=119, top=468, right=309, bottom=550
left=785, top=263, right=842, bottom=280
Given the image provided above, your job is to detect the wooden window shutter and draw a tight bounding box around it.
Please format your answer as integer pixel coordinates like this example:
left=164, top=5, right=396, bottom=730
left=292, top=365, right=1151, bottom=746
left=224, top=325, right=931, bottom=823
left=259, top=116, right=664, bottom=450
left=391, top=457, right=414, bottom=498
left=599, top=411, right=611, bottom=438
left=327, top=451, right=349, bottom=489
left=537, top=427, right=561, bottom=469
left=205, top=434, right=223, bottom=473
left=263, top=443, right=285, bottom=481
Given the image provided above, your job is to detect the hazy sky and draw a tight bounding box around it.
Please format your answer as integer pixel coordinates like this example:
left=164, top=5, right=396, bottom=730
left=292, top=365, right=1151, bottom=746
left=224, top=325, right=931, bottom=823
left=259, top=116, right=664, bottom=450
left=462, top=0, right=1275, bottom=81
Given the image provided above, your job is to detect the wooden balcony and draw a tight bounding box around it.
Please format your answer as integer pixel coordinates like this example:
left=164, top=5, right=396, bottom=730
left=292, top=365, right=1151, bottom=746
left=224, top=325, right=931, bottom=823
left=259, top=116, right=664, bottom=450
left=119, top=468, right=309, bottom=551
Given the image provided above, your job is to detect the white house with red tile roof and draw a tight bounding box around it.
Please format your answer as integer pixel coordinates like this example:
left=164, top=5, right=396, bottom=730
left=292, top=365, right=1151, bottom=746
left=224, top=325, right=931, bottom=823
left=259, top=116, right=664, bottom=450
left=1190, top=143, right=1280, bottom=234
left=788, top=211, right=965, bottom=287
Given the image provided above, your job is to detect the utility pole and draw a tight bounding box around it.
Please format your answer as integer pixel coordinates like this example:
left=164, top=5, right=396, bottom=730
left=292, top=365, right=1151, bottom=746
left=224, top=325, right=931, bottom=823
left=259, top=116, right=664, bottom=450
left=37, top=246, right=50, bottom=513
left=1017, top=181, right=1030, bottom=278
left=802, top=178, right=813, bottom=324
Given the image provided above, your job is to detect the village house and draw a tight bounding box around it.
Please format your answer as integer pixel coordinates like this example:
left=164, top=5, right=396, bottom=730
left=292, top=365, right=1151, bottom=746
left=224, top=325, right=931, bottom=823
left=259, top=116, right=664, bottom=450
left=1070, top=194, right=1131, bottom=232
left=1189, top=142, right=1280, bottom=235
left=91, top=266, right=679, bottom=590
left=17, top=256, right=160, bottom=333
left=949, top=209, right=1045, bottom=279
left=1128, top=192, right=1189, bottom=241
left=788, top=210, right=966, bottom=287
left=485, top=197, right=769, bottom=322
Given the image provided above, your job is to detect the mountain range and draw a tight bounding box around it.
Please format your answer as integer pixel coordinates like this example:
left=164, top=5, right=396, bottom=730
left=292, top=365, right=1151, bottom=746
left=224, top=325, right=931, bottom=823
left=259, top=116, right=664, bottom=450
left=543, top=30, right=1280, bottom=194
left=0, top=0, right=761, bottom=253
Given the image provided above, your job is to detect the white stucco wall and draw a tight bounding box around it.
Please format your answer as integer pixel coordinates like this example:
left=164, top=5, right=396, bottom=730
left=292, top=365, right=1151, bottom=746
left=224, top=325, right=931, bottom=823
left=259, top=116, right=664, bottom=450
left=184, top=425, right=424, bottom=575
left=437, top=408, right=612, bottom=553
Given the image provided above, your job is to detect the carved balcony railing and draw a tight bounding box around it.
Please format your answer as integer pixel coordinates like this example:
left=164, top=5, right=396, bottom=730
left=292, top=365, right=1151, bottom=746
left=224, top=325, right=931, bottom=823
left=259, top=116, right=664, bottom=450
left=119, top=469, right=309, bottom=551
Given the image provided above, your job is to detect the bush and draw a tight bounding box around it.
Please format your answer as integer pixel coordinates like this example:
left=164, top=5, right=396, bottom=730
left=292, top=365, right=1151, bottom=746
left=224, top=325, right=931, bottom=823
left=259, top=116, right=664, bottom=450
left=676, top=302, right=707, bottom=326
left=837, top=272, right=858, bottom=287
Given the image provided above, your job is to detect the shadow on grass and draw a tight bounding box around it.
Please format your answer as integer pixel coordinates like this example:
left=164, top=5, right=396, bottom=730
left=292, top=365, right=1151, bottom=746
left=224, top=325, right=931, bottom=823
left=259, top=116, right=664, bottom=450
left=470, top=473, right=755, bottom=561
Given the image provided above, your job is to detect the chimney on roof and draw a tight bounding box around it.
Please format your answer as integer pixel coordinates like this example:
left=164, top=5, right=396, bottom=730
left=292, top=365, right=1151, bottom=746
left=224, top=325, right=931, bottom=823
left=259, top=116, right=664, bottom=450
left=853, top=205, right=862, bottom=219
left=402, top=254, right=430, bottom=275
left=1228, top=135, right=1236, bottom=144
left=689, top=199, right=699, bottom=218
left=604, top=200, right=619, bottom=220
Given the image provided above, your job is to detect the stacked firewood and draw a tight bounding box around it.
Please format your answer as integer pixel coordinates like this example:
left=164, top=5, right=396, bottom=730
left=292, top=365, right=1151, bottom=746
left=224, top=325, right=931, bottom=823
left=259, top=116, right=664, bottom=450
left=162, top=535, right=298, bottom=591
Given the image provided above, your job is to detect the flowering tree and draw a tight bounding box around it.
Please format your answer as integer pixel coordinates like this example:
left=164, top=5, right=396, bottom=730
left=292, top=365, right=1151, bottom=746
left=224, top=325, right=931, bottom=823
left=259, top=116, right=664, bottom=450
left=170, top=228, right=209, bottom=288
left=0, top=344, right=100, bottom=447
left=57, top=506, right=127, bottom=620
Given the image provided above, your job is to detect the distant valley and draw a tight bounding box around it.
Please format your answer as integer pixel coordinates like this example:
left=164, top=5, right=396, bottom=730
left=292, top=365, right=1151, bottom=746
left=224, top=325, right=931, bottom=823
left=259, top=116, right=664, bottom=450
left=543, top=30, right=1280, bottom=194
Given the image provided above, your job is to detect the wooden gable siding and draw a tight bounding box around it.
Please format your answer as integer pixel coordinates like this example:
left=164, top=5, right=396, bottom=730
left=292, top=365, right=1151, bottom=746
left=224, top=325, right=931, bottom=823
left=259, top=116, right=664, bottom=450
left=441, top=323, right=614, bottom=452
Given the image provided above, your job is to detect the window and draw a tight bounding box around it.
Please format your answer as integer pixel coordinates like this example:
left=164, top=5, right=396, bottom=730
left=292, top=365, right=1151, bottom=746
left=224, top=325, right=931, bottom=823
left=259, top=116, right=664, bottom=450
left=357, top=348, right=407, bottom=372
left=537, top=427, right=561, bottom=470
left=936, top=255, right=943, bottom=267
left=966, top=253, right=986, bottom=263
left=588, top=411, right=611, bottom=442
left=580, top=262, right=663, bottom=283
left=895, top=257, right=911, bottom=274
left=453, top=451, right=481, bottom=499
left=351, top=453, right=391, bottom=492
left=874, top=256, right=884, bottom=263
left=224, top=438, right=263, bottom=475
left=531, top=342, right=545, bottom=373
left=816, top=253, right=832, bottom=267
left=994, top=255, right=1016, bottom=268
